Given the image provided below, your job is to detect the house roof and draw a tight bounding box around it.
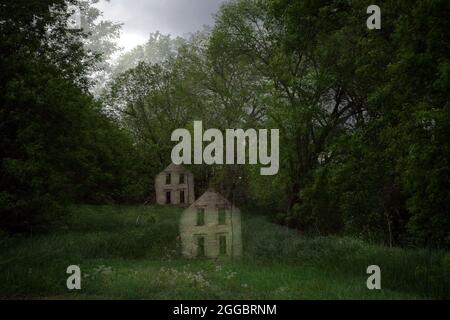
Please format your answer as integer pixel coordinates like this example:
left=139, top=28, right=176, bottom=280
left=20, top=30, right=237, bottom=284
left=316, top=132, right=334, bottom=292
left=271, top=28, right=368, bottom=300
left=189, top=189, right=233, bottom=208
left=160, top=163, right=191, bottom=174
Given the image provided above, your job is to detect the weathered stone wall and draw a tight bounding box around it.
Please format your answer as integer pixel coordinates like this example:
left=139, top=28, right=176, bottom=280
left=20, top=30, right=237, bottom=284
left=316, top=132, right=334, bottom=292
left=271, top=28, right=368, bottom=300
left=180, top=190, right=242, bottom=258
left=155, top=164, right=195, bottom=206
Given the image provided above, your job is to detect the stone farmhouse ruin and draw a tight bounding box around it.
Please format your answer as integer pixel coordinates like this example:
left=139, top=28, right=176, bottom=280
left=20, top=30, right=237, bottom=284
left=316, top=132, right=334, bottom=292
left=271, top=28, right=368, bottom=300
left=155, top=164, right=195, bottom=206
left=179, top=189, right=242, bottom=258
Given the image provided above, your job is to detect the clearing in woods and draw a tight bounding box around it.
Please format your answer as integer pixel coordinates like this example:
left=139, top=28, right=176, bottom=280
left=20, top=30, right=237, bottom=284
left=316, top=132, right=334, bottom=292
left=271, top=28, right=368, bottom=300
left=0, top=205, right=448, bottom=299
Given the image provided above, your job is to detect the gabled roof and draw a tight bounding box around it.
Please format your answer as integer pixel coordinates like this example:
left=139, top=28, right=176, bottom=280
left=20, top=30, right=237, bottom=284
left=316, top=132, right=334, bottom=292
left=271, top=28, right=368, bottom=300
left=188, top=189, right=233, bottom=208
left=160, top=163, right=191, bottom=174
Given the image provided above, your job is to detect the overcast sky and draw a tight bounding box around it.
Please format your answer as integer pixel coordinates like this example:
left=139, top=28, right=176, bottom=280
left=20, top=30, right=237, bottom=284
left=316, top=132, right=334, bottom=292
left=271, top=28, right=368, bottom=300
left=94, top=0, right=225, bottom=52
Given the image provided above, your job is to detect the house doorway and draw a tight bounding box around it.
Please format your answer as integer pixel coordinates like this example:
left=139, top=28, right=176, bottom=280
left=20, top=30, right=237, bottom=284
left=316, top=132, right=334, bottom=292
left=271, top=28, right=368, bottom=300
left=165, top=191, right=171, bottom=204
left=197, top=236, right=205, bottom=257
left=180, top=190, right=185, bottom=204
left=219, top=235, right=227, bottom=255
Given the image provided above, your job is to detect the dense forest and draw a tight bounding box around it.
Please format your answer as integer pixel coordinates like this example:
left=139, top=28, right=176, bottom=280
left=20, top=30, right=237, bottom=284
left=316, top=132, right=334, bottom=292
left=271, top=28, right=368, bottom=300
left=1, top=0, right=449, bottom=250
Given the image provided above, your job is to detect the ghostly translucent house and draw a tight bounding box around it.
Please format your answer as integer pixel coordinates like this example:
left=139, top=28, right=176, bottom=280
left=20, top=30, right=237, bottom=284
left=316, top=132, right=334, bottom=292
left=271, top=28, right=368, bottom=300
left=155, top=164, right=195, bottom=206
left=180, top=189, right=242, bottom=258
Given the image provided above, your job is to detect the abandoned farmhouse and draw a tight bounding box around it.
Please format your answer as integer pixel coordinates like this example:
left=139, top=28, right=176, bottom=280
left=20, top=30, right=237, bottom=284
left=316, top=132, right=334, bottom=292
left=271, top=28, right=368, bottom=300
left=155, top=164, right=195, bottom=206
left=179, top=189, right=242, bottom=258
left=155, top=164, right=242, bottom=258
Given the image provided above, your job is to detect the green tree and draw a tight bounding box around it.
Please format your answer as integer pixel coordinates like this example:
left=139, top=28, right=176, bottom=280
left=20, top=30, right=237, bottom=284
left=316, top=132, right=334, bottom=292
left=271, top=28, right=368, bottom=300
left=0, top=0, right=140, bottom=232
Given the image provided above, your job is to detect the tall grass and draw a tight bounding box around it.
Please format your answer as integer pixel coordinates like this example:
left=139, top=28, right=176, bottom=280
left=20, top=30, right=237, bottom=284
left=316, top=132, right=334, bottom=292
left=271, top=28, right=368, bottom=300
left=243, top=213, right=450, bottom=299
left=0, top=205, right=448, bottom=299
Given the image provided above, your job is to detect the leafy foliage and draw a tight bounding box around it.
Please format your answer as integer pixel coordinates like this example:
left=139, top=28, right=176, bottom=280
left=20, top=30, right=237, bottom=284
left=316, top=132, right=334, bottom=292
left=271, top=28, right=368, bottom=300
left=0, top=0, right=144, bottom=232
left=1, top=0, right=448, bottom=249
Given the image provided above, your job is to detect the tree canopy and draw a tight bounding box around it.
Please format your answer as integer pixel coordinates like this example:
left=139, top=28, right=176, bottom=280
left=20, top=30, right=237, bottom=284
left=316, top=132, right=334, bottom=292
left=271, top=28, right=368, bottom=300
left=1, top=0, right=449, bottom=248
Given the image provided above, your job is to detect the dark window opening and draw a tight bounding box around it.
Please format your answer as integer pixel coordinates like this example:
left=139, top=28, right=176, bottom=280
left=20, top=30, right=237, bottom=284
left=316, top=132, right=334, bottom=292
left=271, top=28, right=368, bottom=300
left=218, top=208, right=226, bottom=225
left=165, top=173, right=171, bottom=185
left=179, top=174, right=185, bottom=184
left=197, top=208, right=205, bottom=226
left=165, top=191, right=171, bottom=204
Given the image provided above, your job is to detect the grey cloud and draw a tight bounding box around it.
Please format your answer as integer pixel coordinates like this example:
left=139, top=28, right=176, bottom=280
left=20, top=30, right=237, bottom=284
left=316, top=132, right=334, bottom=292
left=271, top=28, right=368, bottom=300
left=97, top=0, right=225, bottom=37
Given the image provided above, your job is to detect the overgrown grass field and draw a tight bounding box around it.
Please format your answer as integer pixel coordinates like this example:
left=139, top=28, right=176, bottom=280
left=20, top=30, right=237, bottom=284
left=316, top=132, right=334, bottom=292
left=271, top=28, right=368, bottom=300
left=0, top=206, right=449, bottom=299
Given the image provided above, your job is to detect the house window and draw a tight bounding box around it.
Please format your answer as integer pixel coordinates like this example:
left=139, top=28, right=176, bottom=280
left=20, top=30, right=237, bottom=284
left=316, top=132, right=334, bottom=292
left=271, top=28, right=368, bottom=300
left=165, top=173, right=171, bottom=185
left=197, top=236, right=205, bottom=257
left=218, top=208, right=226, bottom=225
left=180, top=190, right=185, bottom=204
left=219, top=235, right=227, bottom=255
left=165, top=191, right=171, bottom=204
left=196, top=208, right=205, bottom=226
left=179, top=174, right=185, bottom=184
